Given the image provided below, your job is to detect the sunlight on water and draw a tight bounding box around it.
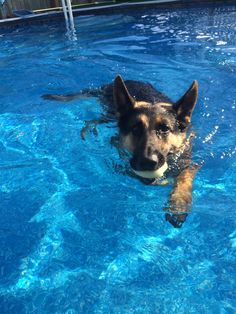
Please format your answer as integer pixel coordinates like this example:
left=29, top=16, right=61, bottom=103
left=0, top=4, right=236, bottom=313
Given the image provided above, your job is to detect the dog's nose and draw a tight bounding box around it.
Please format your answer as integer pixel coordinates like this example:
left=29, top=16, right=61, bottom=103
left=130, top=153, right=164, bottom=171
left=139, top=157, right=158, bottom=171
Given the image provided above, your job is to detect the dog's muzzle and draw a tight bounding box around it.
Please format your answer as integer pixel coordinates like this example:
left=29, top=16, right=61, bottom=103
left=132, top=162, right=168, bottom=179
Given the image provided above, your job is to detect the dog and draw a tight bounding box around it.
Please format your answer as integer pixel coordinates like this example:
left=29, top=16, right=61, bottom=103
left=43, top=75, right=199, bottom=228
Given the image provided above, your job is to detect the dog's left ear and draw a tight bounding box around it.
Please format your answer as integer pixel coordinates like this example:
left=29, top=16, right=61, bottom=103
left=113, top=75, right=135, bottom=116
left=174, top=80, right=198, bottom=130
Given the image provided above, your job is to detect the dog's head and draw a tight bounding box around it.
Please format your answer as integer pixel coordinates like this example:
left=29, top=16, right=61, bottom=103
left=113, top=75, right=198, bottom=179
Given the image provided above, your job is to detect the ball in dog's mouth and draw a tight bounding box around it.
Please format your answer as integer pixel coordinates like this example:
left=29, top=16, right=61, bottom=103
left=132, top=162, right=168, bottom=179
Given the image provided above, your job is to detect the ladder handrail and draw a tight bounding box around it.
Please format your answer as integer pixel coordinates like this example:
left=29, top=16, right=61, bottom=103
left=61, top=0, right=77, bottom=40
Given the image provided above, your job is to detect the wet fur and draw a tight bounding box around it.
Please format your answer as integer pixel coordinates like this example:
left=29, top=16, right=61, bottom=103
left=42, top=76, right=198, bottom=228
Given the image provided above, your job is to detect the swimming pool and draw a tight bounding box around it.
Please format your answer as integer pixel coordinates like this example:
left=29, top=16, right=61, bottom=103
left=0, top=3, right=236, bottom=313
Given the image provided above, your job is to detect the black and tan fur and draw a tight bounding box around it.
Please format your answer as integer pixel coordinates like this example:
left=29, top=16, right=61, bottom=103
left=43, top=75, right=199, bottom=228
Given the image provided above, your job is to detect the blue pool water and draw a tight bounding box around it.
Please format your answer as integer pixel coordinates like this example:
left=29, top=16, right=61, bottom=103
left=0, top=4, right=236, bottom=313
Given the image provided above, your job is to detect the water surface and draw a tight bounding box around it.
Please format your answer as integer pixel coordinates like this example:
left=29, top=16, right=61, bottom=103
left=0, top=4, right=236, bottom=313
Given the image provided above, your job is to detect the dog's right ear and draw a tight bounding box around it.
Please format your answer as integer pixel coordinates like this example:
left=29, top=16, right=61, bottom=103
left=113, top=75, right=135, bottom=116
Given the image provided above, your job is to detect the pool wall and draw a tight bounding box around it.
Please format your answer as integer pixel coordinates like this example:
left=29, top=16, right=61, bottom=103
left=0, top=0, right=235, bottom=28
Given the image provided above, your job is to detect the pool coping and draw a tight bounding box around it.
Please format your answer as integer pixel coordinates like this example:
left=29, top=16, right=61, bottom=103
left=0, top=0, right=235, bottom=28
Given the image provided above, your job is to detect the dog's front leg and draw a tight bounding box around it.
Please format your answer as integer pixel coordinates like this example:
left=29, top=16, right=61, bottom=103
left=80, top=118, right=111, bottom=140
left=165, top=165, right=198, bottom=228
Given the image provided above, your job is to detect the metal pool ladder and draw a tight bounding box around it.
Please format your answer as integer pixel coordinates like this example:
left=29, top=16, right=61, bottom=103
left=61, top=0, right=77, bottom=40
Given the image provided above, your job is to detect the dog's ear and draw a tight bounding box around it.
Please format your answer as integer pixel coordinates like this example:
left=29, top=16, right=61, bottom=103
left=113, top=75, right=135, bottom=116
left=174, top=80, right=198, bottom=130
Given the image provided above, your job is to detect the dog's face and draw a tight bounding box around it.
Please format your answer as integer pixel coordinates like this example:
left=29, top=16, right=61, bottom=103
left=113, top=75, right=198, bottom=178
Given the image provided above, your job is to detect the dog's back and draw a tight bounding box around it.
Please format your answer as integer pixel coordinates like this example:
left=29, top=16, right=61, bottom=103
left=99, top=80, right=173, bottom=113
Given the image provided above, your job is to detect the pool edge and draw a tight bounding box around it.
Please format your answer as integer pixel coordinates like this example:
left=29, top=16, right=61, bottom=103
left=0, top=0, right=235, bottom=28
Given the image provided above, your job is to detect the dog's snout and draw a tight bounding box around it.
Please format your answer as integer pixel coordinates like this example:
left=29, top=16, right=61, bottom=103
left=130, top=152, right=165, bottom=171
left=139, top=157, right=158, bottom=171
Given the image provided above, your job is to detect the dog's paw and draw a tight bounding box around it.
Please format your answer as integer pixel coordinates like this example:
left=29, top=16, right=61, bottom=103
left=80, top=121, right=99, bottom=140
left=164, top=208, right=188, bottom=228
left=165, top=212, right=188, bottom=228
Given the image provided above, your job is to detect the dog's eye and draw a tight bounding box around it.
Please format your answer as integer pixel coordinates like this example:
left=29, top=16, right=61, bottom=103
left=131, top=122, right=143, bottom=136
left=156, top=124, right=170, bottom=134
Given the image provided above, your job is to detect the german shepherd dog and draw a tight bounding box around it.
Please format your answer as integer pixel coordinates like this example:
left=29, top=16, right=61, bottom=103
left=43, top=75, right=198, bottom=228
